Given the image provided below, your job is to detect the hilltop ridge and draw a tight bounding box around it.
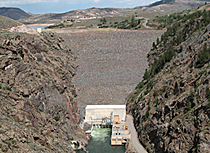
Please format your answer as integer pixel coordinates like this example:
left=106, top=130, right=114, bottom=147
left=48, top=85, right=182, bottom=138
left=0, top=7, right=31, bottom=20
left=18, top=0, right=210, bottom=24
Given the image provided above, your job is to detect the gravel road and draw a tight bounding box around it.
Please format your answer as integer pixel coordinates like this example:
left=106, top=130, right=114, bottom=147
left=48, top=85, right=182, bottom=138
left=143, top=18, right=151, bottom=29
left=126, top=115, right=147, bottom=153
left=60, top=30, right=164, bottom=108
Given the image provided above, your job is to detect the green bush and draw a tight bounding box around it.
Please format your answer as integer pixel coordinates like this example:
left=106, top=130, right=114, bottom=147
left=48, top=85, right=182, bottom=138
left=206, top=88, right=210, bottom=101
left=153, top=90, right=158, bottom=97
left=145, top=110, right=149, bottom=120
left=187, top=91, right=194, bottom=111
left=99, top=25, right=109, bottom=28
left=5, top=86, right=12, bottom=91
left=136, top=81, right=144, bottom=89
left=45, top=23, right=65, bottom=29
left=54, top=116, right=60, bottom=121
left=144, top=45, right=175, bottom=80
left=154, top=97, right=159, bottom=107
left=195, top=43, right=210, bottom=68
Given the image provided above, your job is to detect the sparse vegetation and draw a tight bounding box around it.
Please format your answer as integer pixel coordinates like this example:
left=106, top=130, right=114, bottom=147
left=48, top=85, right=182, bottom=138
left=144, top=45, right=175, bottom=80
left=98, top=15, right=142, bottom=29
left=195, top=43, right=210, bottom=68
left=0, top=15, right=21, bottom=29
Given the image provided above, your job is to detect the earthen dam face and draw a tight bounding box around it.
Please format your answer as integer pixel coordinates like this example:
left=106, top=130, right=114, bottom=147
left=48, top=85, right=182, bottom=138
left=60, top=30, right=164, bottom=108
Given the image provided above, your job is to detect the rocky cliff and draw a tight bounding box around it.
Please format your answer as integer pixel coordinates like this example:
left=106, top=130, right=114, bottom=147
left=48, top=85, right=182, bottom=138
left=127, top=8, right=210, bottom=153
left=0, top=31, right=86, bottom=152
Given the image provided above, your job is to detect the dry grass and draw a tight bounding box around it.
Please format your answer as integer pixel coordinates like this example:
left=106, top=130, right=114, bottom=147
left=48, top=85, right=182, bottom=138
left=0, top=15, right=21, bottom=30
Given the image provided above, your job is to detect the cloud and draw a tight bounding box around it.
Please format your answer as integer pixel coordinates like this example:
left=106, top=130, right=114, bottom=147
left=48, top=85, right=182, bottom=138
left=92, top=0, right=101, bottom=3
left=0, top=0, right=59, bottom=5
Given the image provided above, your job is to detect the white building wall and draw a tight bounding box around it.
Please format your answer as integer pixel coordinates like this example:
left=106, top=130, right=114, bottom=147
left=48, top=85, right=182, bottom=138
left=37, top=28, right=42, bottom=33
left=113, top=109, right=126, bottom=121
left=85, top=105, right=126, bottom=124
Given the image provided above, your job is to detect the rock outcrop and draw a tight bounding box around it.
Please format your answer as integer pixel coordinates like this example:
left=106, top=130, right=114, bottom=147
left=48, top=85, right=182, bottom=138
left=127, top=8, right=210, bottom=153
left=9, top=24, right=36, bottom=33
left=0, top=31, right=86, bottom=152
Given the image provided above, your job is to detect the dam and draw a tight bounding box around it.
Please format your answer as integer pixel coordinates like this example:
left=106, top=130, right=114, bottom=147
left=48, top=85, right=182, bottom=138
left=84, top=105, right=131, bottom=145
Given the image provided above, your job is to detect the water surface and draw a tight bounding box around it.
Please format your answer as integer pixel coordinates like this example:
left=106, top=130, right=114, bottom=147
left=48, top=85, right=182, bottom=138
left=76, top=128, right=125, bottom=153
left=28, top=25, right=50, bottom=30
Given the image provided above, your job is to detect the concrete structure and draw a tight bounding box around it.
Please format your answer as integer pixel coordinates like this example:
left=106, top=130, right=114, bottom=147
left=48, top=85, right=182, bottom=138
left=85, top=105, right=126, bottom=125
left=84, top=105, right=130, bottom=145
left=37, top=28, right=42, bottom=33
left=111, top=121, right=131, bottom=145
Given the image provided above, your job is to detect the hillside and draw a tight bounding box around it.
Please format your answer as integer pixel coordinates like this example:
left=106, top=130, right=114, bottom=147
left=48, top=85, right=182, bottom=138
left=0, top=15, right=22, bottom=30
left=18, top=8, right=131, bottom=24
left=0, top=7, right=31, bottom=20
left=139, top=0, right=210, bottom=11
left=0, top=31, right=87, bottom=152
left=127, top=7, right=210, bottom=153
left=19, top=0, right=210, bottom=24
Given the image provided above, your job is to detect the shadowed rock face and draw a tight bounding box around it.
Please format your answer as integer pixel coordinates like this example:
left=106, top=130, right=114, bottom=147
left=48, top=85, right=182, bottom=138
left=0, top=32, right=86, bottom=152
left=127, top=11, right=210, bottom=153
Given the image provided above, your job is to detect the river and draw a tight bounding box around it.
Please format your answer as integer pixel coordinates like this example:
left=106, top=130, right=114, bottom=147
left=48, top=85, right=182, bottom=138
left=76, top=128, right=125, bottom=153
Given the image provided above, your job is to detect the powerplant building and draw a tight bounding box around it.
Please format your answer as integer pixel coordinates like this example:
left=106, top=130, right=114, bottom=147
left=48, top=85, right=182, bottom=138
left=84, top=105, right=130, bottom=145
left=85, top=105, right=126, bottom=124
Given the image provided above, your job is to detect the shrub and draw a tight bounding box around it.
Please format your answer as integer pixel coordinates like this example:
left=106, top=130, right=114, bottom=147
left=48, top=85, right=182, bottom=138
left=195, top=43, right=210, bottom=68
left=136, top=81, right=144, bottom=89
left=153, top=90, right=158, bottom=97
left=45, top=23, right=65, bottom=29
left=154, top=97, right=159, bottom=107
left=40, top=70, right=45, bottom=76
left=148, top=105, right=151, bottom=111
left=145, top=45, right=175, bottom=80
left=187, top=91, right=194, bottom=111
left=145, top=110, right=149, bottom=120
left=5, top=86, right=12, bottom=91
left=206, top=87, right=210, bottom=100
left=54, top=116, right=60, bottom=121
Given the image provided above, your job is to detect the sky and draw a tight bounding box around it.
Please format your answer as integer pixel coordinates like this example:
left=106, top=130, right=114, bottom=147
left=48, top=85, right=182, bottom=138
left=0, top=0, right=159, bottom=14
